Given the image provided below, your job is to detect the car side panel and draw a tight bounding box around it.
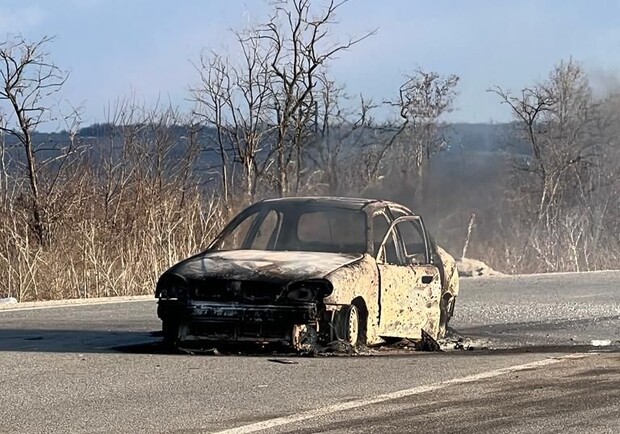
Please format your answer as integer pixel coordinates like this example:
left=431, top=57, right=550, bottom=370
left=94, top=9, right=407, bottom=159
left=377, top=264, right=442, bottom=340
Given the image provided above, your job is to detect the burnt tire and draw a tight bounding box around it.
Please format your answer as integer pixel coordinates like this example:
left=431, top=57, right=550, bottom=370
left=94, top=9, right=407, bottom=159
left=161, top=319, right=180, bottom=350
left=438, top=295, right=454, bottom=339
left=335, top=304, right=364, bottom=347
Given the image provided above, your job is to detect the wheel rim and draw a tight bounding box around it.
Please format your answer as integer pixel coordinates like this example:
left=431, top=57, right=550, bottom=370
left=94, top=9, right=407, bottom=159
left=347, top=306, right=359, bottom=346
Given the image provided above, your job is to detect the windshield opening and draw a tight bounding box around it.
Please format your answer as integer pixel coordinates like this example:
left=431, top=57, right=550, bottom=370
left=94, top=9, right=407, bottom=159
left=212, top=205, right=367, bottom=254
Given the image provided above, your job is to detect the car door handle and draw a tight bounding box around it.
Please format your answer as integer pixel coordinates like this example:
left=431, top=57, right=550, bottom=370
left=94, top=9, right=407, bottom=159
left=421, top=275, right=434, bottom=284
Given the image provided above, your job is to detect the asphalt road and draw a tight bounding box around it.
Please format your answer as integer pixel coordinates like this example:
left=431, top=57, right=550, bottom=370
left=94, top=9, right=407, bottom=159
left=0, top=271, right=618, bottom=433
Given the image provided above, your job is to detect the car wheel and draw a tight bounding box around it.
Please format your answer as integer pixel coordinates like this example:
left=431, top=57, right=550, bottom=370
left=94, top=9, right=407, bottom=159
left=335, top=304, right=361, bottom=347
left=438, top=295, right=454, bottom=338
left=162, top=319, right=179, bottom=350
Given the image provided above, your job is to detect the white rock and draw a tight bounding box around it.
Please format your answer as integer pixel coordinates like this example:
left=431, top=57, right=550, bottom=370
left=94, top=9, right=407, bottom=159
left=0, top=297, right=18, bottom=304
left=456, top=257, right=504, bottom=277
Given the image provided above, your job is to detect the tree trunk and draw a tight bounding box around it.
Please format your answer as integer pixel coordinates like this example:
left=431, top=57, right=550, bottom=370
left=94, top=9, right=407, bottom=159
left=24, top=134, right=47, bottom=246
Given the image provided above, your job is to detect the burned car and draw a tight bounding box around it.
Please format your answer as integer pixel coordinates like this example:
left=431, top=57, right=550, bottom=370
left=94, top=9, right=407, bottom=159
left=155, top=197, right=459, bottom=351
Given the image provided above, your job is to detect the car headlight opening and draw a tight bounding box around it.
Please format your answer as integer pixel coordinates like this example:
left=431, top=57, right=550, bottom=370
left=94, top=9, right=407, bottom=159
left=287, top=280, right=332, bottom=302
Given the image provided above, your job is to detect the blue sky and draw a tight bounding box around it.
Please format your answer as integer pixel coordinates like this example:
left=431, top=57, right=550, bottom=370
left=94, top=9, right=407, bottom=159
left=2, top=0, right=619, bottom=127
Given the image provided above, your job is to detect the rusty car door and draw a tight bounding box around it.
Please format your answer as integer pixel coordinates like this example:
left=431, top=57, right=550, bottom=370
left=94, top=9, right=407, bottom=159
left=374, top=213, right=442, bottom=340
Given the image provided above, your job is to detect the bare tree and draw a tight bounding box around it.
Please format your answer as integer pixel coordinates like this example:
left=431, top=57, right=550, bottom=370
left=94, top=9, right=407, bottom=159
left=490, top=59, right=613, bottom=271
left=0, top=113, right=12, bottom=207
left=491, top=60, right=600, bottom=223
left=192, top=0, right=374, bottom=199
left=0, top=35, right=70, bottom=245
left=192, top=31, right=275, bottom=204
left=306, top=74, right=379, bottom=194
left=387, top=69, right=459, bottom=202
left=258, top=0, right=375, bottom=196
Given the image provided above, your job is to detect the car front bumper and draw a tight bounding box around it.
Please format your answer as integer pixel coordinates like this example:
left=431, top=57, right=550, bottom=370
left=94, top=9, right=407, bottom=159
left=158, top=299, right=318, bottom=345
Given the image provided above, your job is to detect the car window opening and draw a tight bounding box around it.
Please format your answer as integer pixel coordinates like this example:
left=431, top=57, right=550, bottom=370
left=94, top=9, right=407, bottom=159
left=214, top=206, right=367, bottom=254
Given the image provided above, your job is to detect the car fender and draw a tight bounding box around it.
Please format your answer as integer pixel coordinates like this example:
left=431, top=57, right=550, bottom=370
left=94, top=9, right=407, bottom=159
left=323, top=254, right=382, bottom=345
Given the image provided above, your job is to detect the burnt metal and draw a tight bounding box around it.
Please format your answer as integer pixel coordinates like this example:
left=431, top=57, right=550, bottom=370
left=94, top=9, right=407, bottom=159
left=155, top=196, right=460, bottom=353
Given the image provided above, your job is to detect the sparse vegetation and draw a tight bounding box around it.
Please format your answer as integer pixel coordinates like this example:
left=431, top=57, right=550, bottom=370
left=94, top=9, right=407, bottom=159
left=0, top=1, right=618, bottom=301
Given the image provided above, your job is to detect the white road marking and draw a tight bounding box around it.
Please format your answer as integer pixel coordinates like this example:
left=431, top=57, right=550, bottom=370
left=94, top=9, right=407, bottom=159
left=213, top=353, right=591, bottom=434
left=0, top=296, right=153, bottom=312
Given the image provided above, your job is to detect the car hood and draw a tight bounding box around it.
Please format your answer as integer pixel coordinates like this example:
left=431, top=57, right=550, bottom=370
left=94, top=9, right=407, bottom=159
left=166, top=250, right=364, bottom=283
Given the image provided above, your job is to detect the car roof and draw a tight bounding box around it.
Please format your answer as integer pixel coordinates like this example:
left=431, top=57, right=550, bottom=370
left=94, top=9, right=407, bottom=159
left=259, top=196, right=413, bottom=213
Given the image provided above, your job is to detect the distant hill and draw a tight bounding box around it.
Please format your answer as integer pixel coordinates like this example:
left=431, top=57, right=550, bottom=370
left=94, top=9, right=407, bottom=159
left=0, top=122, right=528, bottom=182
left=2, top=122, right=524, bottom=152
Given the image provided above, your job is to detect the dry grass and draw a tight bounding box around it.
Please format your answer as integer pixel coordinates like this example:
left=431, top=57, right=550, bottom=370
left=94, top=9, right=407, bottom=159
left=0, top=112, right=242, bottom=302
left=0, top=182, right=231, bottom=301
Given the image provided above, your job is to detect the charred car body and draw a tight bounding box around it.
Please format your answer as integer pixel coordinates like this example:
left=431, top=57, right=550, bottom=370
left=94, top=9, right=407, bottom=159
left=156, top=197, right=459, bottom=351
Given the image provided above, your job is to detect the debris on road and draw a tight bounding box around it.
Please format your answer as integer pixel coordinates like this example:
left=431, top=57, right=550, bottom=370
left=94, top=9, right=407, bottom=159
left=267, top=358, right=299, bottom=364
left=438, top=327, right=490, bottom=351
left=177, top=346, right=220, bottom=356
left=377, top=331, right=443, bottom=352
